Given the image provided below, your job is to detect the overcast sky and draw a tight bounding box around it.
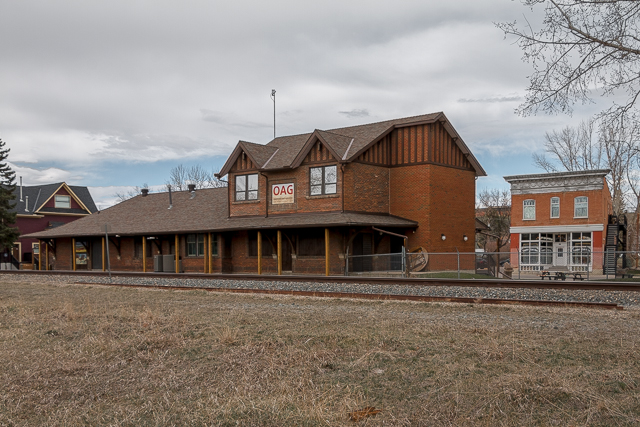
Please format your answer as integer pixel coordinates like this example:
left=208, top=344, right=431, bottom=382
left=0, top=0, right=604, bottom=208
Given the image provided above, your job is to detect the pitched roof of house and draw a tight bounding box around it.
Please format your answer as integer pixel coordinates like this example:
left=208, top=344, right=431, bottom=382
left=24, top=187, right=417, bottom=239
left=218, top=112, right=486, bottom=177
left=13, top=182, right=97, bottom=216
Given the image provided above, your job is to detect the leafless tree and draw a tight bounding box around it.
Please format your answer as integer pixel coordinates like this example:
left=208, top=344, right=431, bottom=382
left=534, top=116, right=639, bottom=215
left=476, top=189, right=512, bottom=252
left=166, top=164, right=227, bottom=191
left=114, top=184, right=150, bottom=203
left=497, top=0, right=640, bottom=121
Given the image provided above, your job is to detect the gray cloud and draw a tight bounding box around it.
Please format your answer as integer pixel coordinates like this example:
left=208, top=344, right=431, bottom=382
left=339, top=109, right=370, bottom=118
left=458, top=95, right=523, bottom=103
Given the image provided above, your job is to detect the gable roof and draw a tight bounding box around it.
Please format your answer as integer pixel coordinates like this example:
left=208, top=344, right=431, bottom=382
left=23, top=187, right=417, bottom=239
left=218, top=112, right=486, bottom=177
left=13, top=182, right=97, bottom=216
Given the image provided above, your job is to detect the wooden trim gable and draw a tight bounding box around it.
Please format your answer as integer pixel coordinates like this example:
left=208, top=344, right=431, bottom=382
left=352, top=119, right=477, bottom=172
left=35, top=183, right=92, bottom=214
left=291, top=131, right=342, bottom=168
left=300, top=139, right=338, bottom=165
left=218, top=142, right=265, bottom=176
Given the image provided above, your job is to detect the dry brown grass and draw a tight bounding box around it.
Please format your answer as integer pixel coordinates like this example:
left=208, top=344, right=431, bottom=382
left=0, top=280, right=639, bottom=426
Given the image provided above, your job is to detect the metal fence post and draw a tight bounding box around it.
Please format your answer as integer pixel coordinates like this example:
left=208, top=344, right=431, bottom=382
left=456, top=248, right=460, bottom=279
left=518, top=249, right=521, bottom=280
left=402, top=246, right=406, bottom=278
left=344, top=247, right=349, bottom=276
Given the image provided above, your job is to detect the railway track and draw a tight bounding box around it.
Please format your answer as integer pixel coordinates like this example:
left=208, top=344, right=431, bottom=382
left=4, top=270, right=637, bottom=310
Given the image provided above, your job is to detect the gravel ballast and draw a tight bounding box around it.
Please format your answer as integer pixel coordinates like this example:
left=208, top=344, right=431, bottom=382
left=3, top=273, right=640, bottom=308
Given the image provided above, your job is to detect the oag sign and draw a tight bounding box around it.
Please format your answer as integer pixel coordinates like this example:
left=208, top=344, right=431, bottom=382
left=271, top=183, right=295, bottom=204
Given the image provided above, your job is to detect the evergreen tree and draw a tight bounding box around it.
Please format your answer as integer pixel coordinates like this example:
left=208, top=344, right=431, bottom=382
left=0, top=139, right=19, bottom=252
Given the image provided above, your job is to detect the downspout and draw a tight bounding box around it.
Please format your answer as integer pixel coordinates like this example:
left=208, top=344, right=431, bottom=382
left=340, top=164, right=345, bottom=213
left=259, top=172, right=269, bottom=218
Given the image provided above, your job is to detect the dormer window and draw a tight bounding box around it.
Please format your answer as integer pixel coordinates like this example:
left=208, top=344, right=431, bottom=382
left=310, top=165, right=337, bottom=195
left=235, top=174, right=258, bottom=201
left=55, top=195, right=71, bottom=209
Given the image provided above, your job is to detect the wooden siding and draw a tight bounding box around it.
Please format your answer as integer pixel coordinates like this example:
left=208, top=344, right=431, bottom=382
left=302, top=141, right=337, bottom=164
left=355, top=122, right=474, bottom=170
left=230, top=151, right=257, bottom=172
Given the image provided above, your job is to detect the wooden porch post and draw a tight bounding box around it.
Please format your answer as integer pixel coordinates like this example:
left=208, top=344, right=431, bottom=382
left=325, top=228, right=330, bottom=276
left=102, top=237, right=106, bottom=271
left=203, top=234, right=208, bottom=273
left=45, top=241, right=49, bottom=271
left=142, top=236, right=146, bottom=273
left=175, top=234, right=179, bottom=273
left=38, top=240, right=42, bottom=271
left=72, top=238, right=76, bottom=271
left=257, top=231, right=262, bottom=275
left=277, top=230, right=282, bottom=275
left=208, top=233, right=213, bottom=273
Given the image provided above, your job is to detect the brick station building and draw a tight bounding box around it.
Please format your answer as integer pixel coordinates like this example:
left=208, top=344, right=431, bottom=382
left=25, top=112, right=485, bottom=275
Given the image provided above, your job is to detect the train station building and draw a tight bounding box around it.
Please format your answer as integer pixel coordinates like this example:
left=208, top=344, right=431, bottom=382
left=25, top=112, right=485, bottom=275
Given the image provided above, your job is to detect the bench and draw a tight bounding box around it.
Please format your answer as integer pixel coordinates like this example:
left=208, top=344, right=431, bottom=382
left=539, top=271, right=552, bottom=280
left=571, top=273, right=585, bottom=281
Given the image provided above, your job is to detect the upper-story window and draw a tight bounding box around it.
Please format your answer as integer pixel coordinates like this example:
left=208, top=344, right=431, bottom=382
left=550, top=197, right=560, bottom=218
left=523, top=199, right=535, bottom=220
left=235, top=174, right=258, bottom=201
left=574, top=196, right=588, bottom=218
left=55, top=195, right=71, bottom=208
left=310, top=165, right=337, bottom=195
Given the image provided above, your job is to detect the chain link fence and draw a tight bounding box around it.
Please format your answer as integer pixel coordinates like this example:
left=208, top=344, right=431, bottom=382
left=346, top=250, right=640, bottom=280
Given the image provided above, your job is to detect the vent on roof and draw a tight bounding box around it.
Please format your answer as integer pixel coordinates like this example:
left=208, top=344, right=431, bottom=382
left=167, top=185, right=173, bottom=209
left=25, top=196, right=29, bottom=212
left=19, top=177, right=23, bottom=202
left=188, top=184, right=196, bottom=199
left=141, top=188, right=149, bottom=197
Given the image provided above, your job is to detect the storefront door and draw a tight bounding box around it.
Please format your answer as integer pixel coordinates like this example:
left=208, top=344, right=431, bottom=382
left=553, top=234, right=568, bottom=267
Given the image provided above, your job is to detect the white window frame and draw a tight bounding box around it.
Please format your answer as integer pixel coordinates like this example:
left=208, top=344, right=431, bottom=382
left=523, top=199, right=536, bottom=220
left=54, top=195, right=71, bottom=209
left=550, top=197, right=560, bottom=218
left=574, top=196, right=588, bottom=218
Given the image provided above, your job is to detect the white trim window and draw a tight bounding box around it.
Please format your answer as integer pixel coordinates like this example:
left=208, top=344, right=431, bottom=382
left=523, top=199, right=536, bottom=220
left=55, top=195, right=71, bottom=208
left=235, top=174, right=258, bottom=201
left=550, top=197, right=560, bottom=218
left=574, top=196, right=588, bottom=218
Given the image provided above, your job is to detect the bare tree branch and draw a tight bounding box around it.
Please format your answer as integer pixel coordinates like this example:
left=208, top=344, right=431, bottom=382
left=497, top=0, right=640, bottom=120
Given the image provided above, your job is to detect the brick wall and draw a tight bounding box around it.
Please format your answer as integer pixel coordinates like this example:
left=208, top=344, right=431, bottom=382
left=343, top=163, right=389, bottom=213
left=390, top=164, right=476, bottom=254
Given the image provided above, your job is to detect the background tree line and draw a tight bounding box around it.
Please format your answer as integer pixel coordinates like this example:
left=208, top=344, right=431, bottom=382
left=115, top=164, right=227, bottom=202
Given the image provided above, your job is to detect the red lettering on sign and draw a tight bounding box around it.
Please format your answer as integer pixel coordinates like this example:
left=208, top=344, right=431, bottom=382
left=286, top=184, right=293, bottom=195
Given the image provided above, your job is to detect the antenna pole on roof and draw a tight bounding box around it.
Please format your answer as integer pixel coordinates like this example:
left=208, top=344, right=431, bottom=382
left=270, top=89, right=276, bottom=139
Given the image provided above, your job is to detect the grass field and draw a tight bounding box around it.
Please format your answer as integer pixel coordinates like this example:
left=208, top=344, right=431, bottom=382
left=1, top=280, right=639, bottom=426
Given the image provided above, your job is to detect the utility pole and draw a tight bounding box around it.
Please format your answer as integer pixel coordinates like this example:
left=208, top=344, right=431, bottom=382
left=270, top=89, right=276, bottom=139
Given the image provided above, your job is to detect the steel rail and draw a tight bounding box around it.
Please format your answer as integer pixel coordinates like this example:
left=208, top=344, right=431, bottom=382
left=74, top=281, right=623, bottom=310
left=4, top=270, right=640, bottom=292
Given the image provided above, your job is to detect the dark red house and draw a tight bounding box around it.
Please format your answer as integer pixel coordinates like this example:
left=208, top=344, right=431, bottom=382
left=11, top=182, right=96, bottom=268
